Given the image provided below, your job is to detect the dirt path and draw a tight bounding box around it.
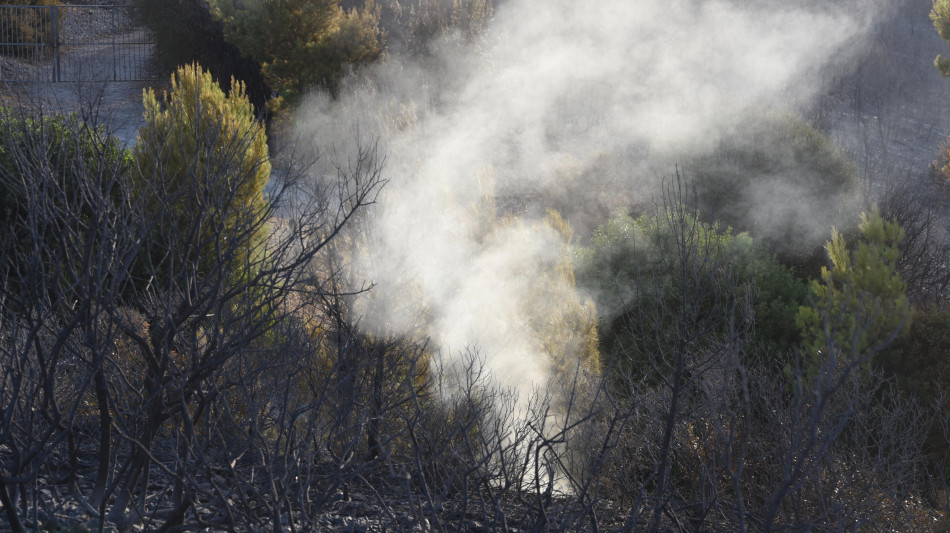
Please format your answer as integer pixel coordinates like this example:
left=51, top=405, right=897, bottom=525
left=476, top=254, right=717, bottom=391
left=5, top=72, right=155, bottom=146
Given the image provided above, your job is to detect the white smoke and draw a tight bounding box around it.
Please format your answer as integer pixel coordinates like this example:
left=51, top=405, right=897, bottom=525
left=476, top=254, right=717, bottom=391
left=294, top=0, right=886, bottom=400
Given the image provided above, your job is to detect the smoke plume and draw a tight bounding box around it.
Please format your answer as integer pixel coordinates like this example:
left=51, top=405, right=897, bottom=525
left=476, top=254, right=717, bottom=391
left=294, top=0, right=886, bottom=401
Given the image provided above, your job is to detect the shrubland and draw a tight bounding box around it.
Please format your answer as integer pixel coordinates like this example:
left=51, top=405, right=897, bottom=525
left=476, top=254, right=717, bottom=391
left=206, top=0, right=385, bottom=111
left=1, top=80, right=945, bottom=528
left=683, top=112, right=861, bottom=277
left=2, top=3, right=950, bottom=531
left=575, top=187, right=807, bottom=378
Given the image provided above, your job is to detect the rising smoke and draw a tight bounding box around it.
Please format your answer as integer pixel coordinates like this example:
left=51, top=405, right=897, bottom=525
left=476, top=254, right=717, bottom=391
left=294, top=0, right=888, bottom=401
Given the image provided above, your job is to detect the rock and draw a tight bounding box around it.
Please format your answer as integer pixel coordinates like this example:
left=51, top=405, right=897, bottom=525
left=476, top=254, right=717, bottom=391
left=467, top=519, right=489, bottom=533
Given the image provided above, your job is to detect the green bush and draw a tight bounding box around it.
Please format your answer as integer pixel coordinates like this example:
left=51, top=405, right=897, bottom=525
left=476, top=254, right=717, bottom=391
left=796, top=207, right=909, bottom=367
left=576, top=207, right=807, bottom=381
left=686, top=113, right=860, bottom=277
left=131, top=63, right=271, bottom=288
left=207, top=0, right=385, bottom=110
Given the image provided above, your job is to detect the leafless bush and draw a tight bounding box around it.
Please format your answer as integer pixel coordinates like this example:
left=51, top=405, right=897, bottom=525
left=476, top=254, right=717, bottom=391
left=0, top=96, right=385, bottom=531
left=876, top=177, right=950, bottom=307
left=380, top=0, right=493, bottom=56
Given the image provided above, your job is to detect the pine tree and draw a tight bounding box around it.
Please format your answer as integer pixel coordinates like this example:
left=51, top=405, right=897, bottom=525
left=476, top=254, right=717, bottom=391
left=796, top=206, right=909, bottom=363
left=132, top=63, right=271, bottom=288
left=207, top=0, right=384, bottom=110
left=932, top=0, right=950, bottom=76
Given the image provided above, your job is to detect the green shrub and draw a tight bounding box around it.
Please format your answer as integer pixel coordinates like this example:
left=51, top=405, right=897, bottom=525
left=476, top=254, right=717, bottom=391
left=207, top=0, right=385, bottom=110
left=131, top=63, right=271, bottom=288
left=686, top=113, right=860, bottom=277
left=576, top=207, right=806, bottom=381
left=796, top=207, right=909, bottom=367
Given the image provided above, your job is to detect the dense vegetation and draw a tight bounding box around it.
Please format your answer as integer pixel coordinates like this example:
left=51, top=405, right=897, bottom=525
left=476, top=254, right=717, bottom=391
left=684, top=112, right=860, bottom=276
left=2, top=1, right=950, bottom=532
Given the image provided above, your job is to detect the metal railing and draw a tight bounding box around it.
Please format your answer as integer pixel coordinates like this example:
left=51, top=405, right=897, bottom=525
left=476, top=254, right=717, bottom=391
left=0, top=3, right=157, bottom=82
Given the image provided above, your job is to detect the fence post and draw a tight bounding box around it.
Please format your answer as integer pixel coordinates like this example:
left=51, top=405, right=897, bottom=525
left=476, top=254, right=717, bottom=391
left=51, top=4, right=59, bottom=82
left=112, top=6, right=117, bottom=81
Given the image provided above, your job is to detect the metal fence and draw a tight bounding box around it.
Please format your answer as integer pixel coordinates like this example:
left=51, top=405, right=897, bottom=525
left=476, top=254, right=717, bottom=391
left=0, top=3, right=156, bottom=82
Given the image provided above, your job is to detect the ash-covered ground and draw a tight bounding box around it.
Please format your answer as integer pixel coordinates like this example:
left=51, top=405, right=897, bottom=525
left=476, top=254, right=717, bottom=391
left=820, top=0, right=950, bottom=196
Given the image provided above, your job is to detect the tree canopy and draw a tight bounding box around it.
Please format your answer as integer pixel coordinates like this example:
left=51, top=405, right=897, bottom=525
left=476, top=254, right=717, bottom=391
left=796, top=206, right=909, bottom=364
left=207, top=0, right=384, bottom=110
left=132, top=63, right=271, bottom=287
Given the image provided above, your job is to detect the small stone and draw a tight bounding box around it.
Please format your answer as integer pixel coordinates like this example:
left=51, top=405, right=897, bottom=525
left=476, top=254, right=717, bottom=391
left=467, top=519, right=489, bottom=533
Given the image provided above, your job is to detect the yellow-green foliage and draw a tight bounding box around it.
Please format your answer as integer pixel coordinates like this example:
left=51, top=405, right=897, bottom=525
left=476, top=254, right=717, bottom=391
left=532, top=209, right=601, bottom=377
left=475, top=210, right=601, bottom=379
left=132, top=63, right=270, bottom=284
left=207, top=0, right=384, bottom=110
left=932, top=0, right=950, bottom=76
left=796, top=206, right=909, bottom=362
left=937, top=139, right=950, bottom=182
